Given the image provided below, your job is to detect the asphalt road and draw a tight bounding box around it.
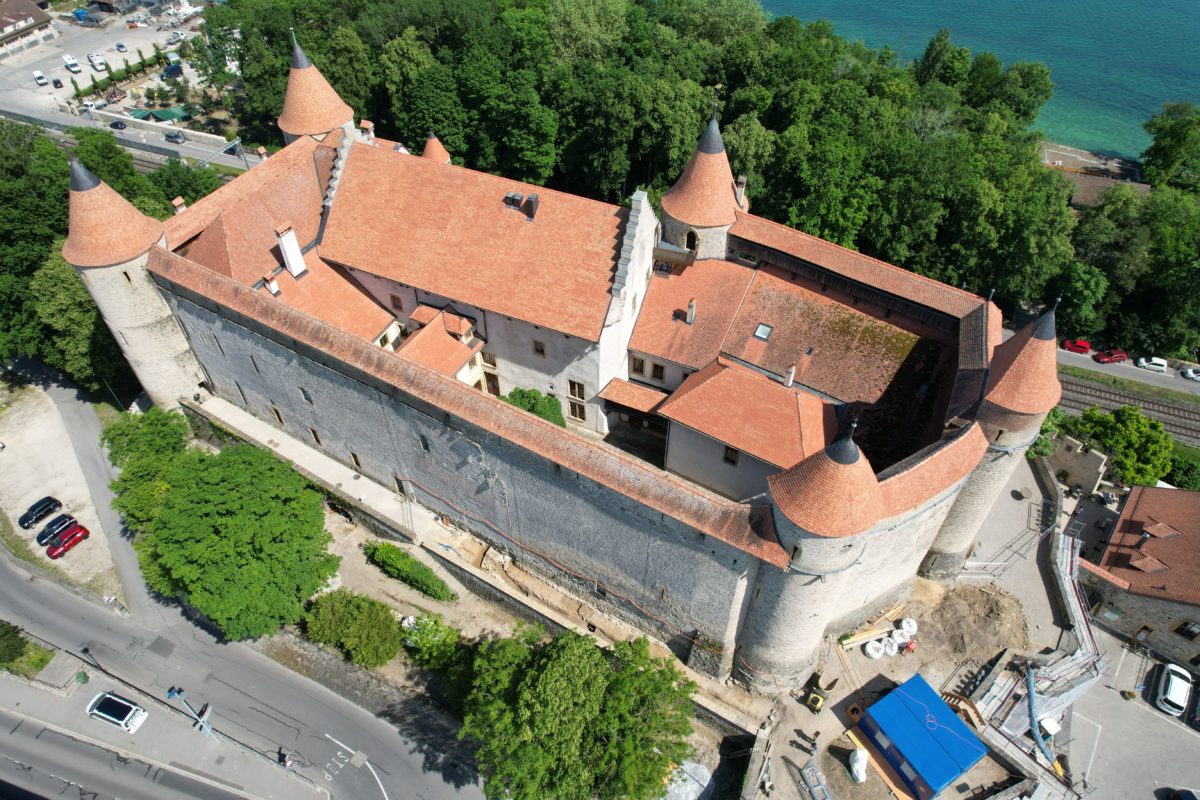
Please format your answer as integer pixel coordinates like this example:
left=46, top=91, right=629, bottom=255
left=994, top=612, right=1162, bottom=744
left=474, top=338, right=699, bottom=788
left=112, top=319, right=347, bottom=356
left=2, top=362, right=483, bottom=800
left=0, top=707, right=245, bottom=800
left=1057, top=347, right=1200, bottom=395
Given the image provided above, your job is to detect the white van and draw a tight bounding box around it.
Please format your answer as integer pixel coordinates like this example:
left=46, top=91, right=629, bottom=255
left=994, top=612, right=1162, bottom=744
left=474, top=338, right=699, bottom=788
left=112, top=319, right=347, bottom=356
left=87, top=53, right=108, bottom=72
left=32, top=70, right=47, bottom=86
left=1136, top=356, right=1168, bottom=374
left=63, top=54, right=82, bottom=73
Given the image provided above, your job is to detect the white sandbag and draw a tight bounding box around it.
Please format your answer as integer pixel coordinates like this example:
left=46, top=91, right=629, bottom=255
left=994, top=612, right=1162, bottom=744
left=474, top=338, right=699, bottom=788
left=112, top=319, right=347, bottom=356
left=891, top=629, right=911, bottom=645
left=863, top=639, right=885, bottom=659
left=899, top=617, right=918, bottom=635
left=849, top=747, right=869, bottom=783
left=882, top=637, right=900, bottom=657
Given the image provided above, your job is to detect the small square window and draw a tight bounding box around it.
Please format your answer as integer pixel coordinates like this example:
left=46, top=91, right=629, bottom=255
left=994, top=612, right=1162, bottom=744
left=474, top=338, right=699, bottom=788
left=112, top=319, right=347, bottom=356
left=270, top=406, right=283, bottom=425
left=651, top=363, right=665, bottom=381
left=389, top=293, right=404, bottom=312
left=482, top=351, right=497, bottom=368
left=392, top=475, right=405, bottom=495
left=309, top=427, right=321, bottom=445
left=753, top=323, right=773, bottom=341
left=532, top=340, right=546, bottom=357
left=300, top=387, right=313, bottom=404
left=569, top=380, right=585, bottom=400
left=350, top=451, right=362, bottom=471
left=723, top=446, right=739, bottom=466
left=1176, top=621, right=1200, bottom=641
left=569, top=400, right=586, bottom=421
left=630, top=356, right=644, bottom=375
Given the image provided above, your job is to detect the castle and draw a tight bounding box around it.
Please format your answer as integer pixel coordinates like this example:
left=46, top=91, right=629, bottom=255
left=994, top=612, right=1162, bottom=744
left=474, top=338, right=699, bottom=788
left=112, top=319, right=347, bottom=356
left=62, top=42, right=1060, bottom=689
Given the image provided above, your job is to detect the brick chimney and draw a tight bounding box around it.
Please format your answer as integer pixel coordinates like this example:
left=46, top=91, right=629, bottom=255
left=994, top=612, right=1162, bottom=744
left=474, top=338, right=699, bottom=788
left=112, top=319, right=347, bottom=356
left=685, top=298, right=696, bottom=325
left=358, top=119, right=375, bottom=142
left=171, top=196, right=186, bottom=215
left=275, top=222, right=306, bottom=277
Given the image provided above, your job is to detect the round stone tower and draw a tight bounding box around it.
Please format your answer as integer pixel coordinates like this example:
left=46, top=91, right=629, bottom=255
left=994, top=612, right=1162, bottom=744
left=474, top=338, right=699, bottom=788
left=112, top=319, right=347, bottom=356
left=277, top=35, right=354, bottom=144
left=62, top=157, right=202, bottom=408
left=920, top=308, right=1061, bottom=577
left=660, top=111, right=746, bottom=260
left=736, top=431, right=882, bottom=687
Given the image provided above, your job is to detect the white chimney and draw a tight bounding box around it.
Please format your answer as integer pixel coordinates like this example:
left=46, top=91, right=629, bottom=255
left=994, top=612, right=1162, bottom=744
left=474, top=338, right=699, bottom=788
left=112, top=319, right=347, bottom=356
left=264, top=275, right=280, bottom=296
left=735, top=175, right=748, bottom=208
left=275, top=222, right=306, bottom=278
left=685, top=298, right=696, bottom=325
left=171, top=196, right=187, bottom=214
left=359, top=119, right=375, bottom=142
left=784, top=364, right=796, bottom=387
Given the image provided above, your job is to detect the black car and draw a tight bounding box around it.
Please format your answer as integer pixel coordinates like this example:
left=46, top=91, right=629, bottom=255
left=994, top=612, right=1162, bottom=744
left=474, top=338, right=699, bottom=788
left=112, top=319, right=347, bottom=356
left=52, top=77, right=63, bottom=89
left=19, top=496, right=61, bottom=529
left=37, top=514, right=75, bottom=547
left=1169, top=790, right=1199, bottom=800
left=165, top=130, right=186, bottom=144
left=109, top=120, right=127, bottom=130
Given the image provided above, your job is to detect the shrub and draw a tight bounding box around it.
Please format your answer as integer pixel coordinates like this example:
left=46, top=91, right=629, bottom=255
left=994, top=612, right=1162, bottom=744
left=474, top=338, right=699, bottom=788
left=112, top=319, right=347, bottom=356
left=503, top=387, right=566, bottom=427
left=363, top=541, right=457, bottom=601
left=1168, top=453, right=1200, bottom=491
left=0, top=620, right=27, bottom=663
left=305, top=589, right=403, bottom=668
left=403, top=613, right=461, bottom=671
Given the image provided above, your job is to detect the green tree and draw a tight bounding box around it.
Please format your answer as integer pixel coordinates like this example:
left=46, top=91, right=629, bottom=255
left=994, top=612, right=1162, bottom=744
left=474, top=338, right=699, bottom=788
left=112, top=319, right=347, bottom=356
left=1027, top=406, right=1066, bottom=459
left=68, top=127, right=161, bottom=204
left=305, top=589, right=404, bottom=667
left=1168, top=452, right=1200, bottom=491
left=101, top=407, right=190, bottom=467
left=313, top=26, right=377, bottom=117
left=1046, top=261, right=1108, bottom=337
left=502, top=387, right=565, bottom=427
left=915, top=29, right=970, bottom=87
left=460, top=632, right=694, bottom=800
left=133, top=445, right=339, bottom=639
left=1074, top=405, right=1173, bottom=486
left=148, top=158, right=223, bottom=205
left=1142, top=102, right=1200, bottom=192
left=0, top=620, right=26, bottom=663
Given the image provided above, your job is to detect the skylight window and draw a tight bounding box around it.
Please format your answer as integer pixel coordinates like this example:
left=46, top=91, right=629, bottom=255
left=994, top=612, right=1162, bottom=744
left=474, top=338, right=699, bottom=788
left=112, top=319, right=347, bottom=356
left=753, top=323, right=773, bottom=341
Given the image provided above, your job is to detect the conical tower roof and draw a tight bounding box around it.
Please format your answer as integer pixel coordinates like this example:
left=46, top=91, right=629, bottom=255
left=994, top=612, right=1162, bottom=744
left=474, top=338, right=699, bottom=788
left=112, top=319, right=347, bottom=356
left=62, top=157, right=163, bottom=268
left=277, top=35, right=354, bottom=137
left=767, top=428, right=881, bottom=538
left=983, top=306, right=1062, bottom=415
left=421, top=132, right=451, bottom=164
left=661, top=110, right=741, bottom=228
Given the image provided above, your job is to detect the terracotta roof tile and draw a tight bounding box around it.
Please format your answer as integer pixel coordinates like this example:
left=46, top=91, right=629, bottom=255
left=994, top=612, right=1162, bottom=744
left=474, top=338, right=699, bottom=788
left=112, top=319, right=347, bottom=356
left=658, top=360, right=836, bottom=469
left=598, top=378, right=668, bottom=413
left=877, top=423, right=988, bottom=515
left=1058, top=171, right=1149, bottom=208
left=422, top=133, right=451, bottom=164
left=277, top=59, right=354, bottom=137
left=768, top=434, right=882, bottom=537
left=724, top=264, right=925, bottom=404
left=984, top=310, right=1061, bottom=415
left=629, top=259, right=755, bottom=369
left=264, top=250, right=394, bottom=343
left=395, top=310, right=481, bottom=375
left=1096, top=487, right=1200, bottom=606
left=148, top=247, right=789, bottom=569
left=661, top=151, right=740, bottom=227
left=729, top=211, right=983, bottom=318
left=63, top=165, right=163, bottom=268
left=320, top=144, right=627, bottom=341
left=409, top=305, right=439, bottom=327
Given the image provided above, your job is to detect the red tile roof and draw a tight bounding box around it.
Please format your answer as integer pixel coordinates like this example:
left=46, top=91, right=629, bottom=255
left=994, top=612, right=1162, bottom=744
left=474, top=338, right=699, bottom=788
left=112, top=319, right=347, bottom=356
left=396, top=310, right=481, bottom=375
left=409, top=305, right=439, bottom=327
left=319, top=144, right=627, bottom=341
left=277, top=60, right=354, bottom=137
left=148, top=246, right=789, bottom=569
left=598, top=378, right=668, bottom=413
left=724, top=264, right=924, bottom=404
left=984, top=312, right=1061, bottom=415
left=1096, top=487, right=1200, bottom=606
left=422, top=133, right=451, bottom=164
left=878, top=423, right=988, bottom=514
left=629, top=259, right=755, bottom=369
left=64, top=174, right=163, bottom=269
left=768, top=435, right=881, bottom=537
left=657, top=360, right=836, bottom=469
left=729, top=211, right=983, bottom=319
left=263, top=250, right=394, bottom=343
left=661, top=151, right=740, bottom=227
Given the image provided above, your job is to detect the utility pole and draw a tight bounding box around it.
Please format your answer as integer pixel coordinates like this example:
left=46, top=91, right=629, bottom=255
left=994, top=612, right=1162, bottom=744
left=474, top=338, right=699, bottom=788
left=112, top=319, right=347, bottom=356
left=167, top=686, right=214, bottom=738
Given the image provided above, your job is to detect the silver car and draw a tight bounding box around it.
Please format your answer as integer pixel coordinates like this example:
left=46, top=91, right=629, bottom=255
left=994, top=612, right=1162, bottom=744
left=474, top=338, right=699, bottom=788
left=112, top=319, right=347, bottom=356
left=86, top=692, right=148, bottom=733
left=1155, top=663, right=1193, bottom=717
left=1181, top=367, right=1200, bottom=382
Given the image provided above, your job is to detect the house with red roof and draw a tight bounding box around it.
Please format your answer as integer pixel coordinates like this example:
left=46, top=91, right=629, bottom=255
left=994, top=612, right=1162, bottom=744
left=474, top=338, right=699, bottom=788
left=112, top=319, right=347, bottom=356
left=60, top=44, right=1062, bottom=689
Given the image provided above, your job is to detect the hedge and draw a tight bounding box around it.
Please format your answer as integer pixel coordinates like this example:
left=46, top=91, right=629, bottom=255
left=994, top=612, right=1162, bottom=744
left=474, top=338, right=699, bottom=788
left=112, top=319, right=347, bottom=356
left=502, top=387, right=566, bottom=427
left=363, top=541, right=457, bottom=601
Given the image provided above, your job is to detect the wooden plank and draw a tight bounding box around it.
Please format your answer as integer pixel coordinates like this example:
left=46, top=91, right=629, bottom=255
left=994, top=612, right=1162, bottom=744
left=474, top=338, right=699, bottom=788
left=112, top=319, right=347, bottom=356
left=840, top=626, right=893, bottom=649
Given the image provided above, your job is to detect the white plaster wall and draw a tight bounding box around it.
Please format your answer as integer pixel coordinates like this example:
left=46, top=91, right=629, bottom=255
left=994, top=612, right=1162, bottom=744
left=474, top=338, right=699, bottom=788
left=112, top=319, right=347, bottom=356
left=597, top=192, right=658, bottom=392
left=629, top=349, right=689, bottom=392
left=665, top=424, right=776, bottom=501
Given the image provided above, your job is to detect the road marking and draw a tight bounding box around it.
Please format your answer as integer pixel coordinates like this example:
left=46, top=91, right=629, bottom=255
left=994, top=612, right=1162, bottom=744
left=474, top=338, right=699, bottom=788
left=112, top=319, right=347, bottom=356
left=323, top=733, right=389, bottom=800
left=1073, top=713, right=1102, bottom=780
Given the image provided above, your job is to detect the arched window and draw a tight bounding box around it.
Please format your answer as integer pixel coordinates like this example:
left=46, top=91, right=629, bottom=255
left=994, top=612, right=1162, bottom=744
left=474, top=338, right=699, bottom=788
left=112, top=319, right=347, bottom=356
left=685, top=230, right=698, bottom=251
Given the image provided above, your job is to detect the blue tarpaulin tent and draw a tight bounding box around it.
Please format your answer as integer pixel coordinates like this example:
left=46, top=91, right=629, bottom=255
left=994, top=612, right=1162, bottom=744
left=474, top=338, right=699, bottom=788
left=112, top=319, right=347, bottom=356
left=860, top=674, right=987, bottom=799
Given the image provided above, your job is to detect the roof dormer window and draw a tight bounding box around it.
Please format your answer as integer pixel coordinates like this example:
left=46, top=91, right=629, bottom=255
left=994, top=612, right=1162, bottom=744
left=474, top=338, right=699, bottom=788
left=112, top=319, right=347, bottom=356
left=753, top=323, right=773, bottom=341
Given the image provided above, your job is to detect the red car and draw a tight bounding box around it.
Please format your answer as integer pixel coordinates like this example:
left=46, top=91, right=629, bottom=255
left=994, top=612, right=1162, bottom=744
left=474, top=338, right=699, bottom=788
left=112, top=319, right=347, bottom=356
left=47, top=524, right=89, bottom=559
left=1093, top=349, right=1129, bottom=364
left=1062, top=339, right=1091, bottom=354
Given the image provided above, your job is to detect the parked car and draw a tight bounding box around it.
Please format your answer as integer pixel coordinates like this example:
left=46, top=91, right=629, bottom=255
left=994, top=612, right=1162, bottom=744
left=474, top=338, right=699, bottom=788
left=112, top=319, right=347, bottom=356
left=1168, top=790, right=1199, bottom=800
left=109, top=120, right=127, bottom=130
left=165, top=130, right=186, bottom=144
left=1136, top=356, right=1168, bottom=373
left=1180, top=368, right=1200, bottom=382
left=1155, top=663, right=1192, bottom=717
left=161, top=63, right=183, bottom=80
left=86, top=692, right=148, bottom=733
left=46, top=524, right=89, bottom=559
left=1093, top=349, right=1128, bottom=364
left=63, top=54, right=82, bottom=74
left=32, top=70, right=47, bottom=86
left=19, top=496, right=61, bottom=529
left=167, top=30, right=185, bottom=44
left=36, top=514, right=76, bottom=547
left=115, top=41, right=128, bottom=52
left=52, top=77, right=63, bottom=89
left=1061, top=338, right=1091, bottom=354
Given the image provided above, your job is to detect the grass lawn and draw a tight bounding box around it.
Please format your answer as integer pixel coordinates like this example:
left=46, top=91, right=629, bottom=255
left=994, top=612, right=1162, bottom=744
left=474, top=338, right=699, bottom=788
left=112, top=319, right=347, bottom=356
left=91, top=397, right=123, bottom=429
left=0, top=639, right=54, bottom=678
left=1174, top=441, right=1200, bottom=461
left=1058, top=364, right=1200, bottom=408
left=0, top=510, right=69, bottom=582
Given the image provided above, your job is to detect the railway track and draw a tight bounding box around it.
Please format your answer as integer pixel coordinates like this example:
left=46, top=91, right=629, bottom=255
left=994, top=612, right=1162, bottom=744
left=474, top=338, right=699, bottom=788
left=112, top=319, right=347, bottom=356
left=1059, top=375, right=1200, bottom=446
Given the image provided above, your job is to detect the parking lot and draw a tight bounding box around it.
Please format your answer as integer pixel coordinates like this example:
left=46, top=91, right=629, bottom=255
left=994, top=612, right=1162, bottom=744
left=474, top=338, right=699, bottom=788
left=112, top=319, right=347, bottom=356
left=0, top=381, right=119, bottom=598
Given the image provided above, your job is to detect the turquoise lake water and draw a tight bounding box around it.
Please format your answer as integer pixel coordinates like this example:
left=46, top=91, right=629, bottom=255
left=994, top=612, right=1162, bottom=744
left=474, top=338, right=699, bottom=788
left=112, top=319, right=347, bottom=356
left=762, top=0, right=1200, bottom=159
